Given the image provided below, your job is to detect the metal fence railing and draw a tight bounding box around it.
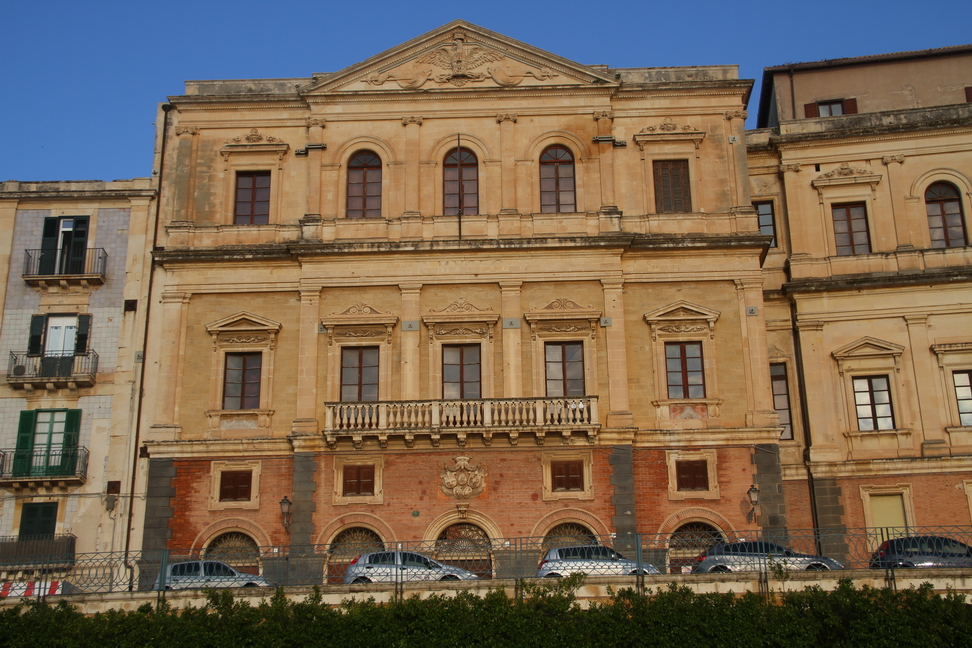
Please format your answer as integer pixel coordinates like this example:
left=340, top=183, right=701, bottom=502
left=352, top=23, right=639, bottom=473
left=3, top=526, right=972, bottom=598
left=22, top=248, right=107, bottom=278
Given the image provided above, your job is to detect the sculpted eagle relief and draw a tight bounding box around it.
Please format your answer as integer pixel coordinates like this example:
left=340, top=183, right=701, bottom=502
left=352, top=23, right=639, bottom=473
left=366, top=29, right=558, bottom=89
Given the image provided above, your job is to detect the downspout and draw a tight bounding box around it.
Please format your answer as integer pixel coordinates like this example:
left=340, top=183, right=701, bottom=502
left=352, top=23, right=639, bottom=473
left=123, top=103, right=170, bottom=564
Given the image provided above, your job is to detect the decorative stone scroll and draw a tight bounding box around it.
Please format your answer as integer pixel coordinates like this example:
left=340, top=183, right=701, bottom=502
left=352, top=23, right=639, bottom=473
left=440, top=456, right=487, bottom=500
left=643, top=301, right=721, bottom=341
left=320, top=303, right=398, bottom=346
left=206, top=312, right=281, bottom=352
left=219, top=128, right=290, bottom=164
left=811, top=162, right=882, bottom=202
left=524, top=299, right=601, bottom=341
left=422, top=297, right=499, bottom=342
left=632, top=118, right=705, bottom=153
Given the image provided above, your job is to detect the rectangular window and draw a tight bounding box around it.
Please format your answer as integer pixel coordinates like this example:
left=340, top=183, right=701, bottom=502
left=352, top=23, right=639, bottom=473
left=343, top=464, right=375, bottom=496
left=14, top=410, right=81, bottom=478
left=805, top=99, right=857, bottom=118
left=754, top=201, right=777, bottom=247
left=442, top=344, right=481, bottom=399
left=19, top=502, right=58, bottom=538
left=853, top=375, right=895, bottom=431
left=551, top=460, right=583, bottom=491
left=219, top=470, right=253, bottom=502
left=223, top=352, right=262, bottom=410
left=665, top=342, right=705, bottom=399
left=234, top=171, right=271, bottom=225
left=832, top=202, right=871, bottom=255
left=341, top=347, right=379, bottom=402
left=545, top=341, right=585, bottom=397
left=955, top=370, right=972, bottom=426
left=39, top=216, right=89, bottom=275
left=653, top=160, right=692, bottom=213
left=770, top=363, right=793, bottom=440
left=675, top=460, right=709, bottom=491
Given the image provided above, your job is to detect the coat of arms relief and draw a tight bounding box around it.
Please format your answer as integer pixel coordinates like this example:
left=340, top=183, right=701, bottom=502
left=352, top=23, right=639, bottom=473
left=366, top=29, right=558, bottom=89
left=440, top=456, right=487, bottom=499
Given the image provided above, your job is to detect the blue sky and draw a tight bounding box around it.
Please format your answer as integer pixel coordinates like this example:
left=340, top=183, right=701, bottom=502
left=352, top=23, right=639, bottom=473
left=2, top=0, right=970, bottom=182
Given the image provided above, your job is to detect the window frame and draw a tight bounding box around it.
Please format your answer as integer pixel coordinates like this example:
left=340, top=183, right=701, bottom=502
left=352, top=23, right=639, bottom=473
left=805, top=98, right=857, bottom=118
left=233, top=171, right=271, bottom=225
left=925, top=182, right=968, bottom=249
left=831, top=202, right=872, bottom=256
left=550, top=459, right=584, bottom=492
left=346, top=150, right=383, bottom=219
left=14, top=409, right=82, bottom=478
left=19, top=502, right=58, bottom=538
left=209, top=460, right=261, bottom=510
left=754, top=201, right=777, bottom=247
left=333, top=455, right=384, bottom=505
left=666, top=449, right=720, bottom=500
left=954, top=370, right=972, bottom=427
left=218, top=470, right=253, bottom=502
left=770, top=362, right=794, bottom=440
left=539, top=145, right=577, bottom=213
left=653, top=159, right=692, bottom=213
left=422, top=298, right=499, bottom=401
left=665, top=341, right=706, bottom=400
left=222, top=351, right=262, bottom=411
left=544, top=340, right=586, bottom=398
left=852, top=374, right=896, bottom=431
left=541, top=451, right=593, bottom=501
left=340, top=346, right=380, bottom=403
left=859, top=484, right=915, bottom=540
left=442, top=343, right=482, bottom=400
left=342, top=464, right=376, bottom=496
left=443, top=147, right=479, bottom=216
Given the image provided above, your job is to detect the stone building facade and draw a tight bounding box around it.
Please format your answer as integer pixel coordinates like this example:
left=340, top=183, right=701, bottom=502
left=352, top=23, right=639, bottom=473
left=749, top=44, right=972, bottom=538
left=133, top=21, right=782, bottom=568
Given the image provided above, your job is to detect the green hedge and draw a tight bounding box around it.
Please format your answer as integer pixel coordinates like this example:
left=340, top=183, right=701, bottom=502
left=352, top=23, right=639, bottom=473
left=2, top=577, right=970, bottom=648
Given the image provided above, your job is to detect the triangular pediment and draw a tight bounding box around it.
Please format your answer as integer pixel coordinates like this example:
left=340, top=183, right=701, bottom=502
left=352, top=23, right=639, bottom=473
left=832, top=337, right=904, bottom=360
left=206, top=311, right=282, bottom=334
left=644, top=301, right=721, bottom=325
left=300, top=20, right=616, bottom=94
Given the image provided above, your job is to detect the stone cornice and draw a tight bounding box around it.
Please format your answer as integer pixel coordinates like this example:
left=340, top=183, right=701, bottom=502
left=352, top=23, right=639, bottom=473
left=784, top=268, right=972, bottom=294
left=806, top=455, right=972, bottom=479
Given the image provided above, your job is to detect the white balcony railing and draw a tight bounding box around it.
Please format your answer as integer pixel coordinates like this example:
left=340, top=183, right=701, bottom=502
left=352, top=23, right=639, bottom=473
left=323, top=397, right=599, bottom=439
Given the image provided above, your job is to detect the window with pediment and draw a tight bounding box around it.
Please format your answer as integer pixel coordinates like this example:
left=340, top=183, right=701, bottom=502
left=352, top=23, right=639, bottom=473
left=219, top=129, right=289, bottom=225
left=204, top=312, right=281, bottom=434
left=321, top=303, right=398, bottom=404
left=524, top=298, right=600, bottom=400
left=423, top=297, right=499, bottom=400
left=644, top=301, right=722, bottom=424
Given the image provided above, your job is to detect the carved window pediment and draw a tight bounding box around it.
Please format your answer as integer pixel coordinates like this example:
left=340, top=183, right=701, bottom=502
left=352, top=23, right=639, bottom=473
left=206, top=312, right=281, bottom=351
left=832, top=337, right=904, bottom=375
left=643, top=301, right=720, bottom=340
left=524, top=299, right=601, bottom=341
left=219, top=129, right=290, bottom=161
left=633, top=118, right=706, bottom=150
left=423, top=297, right=499, bottom=341
left=320, top=303, right=398, bottom=345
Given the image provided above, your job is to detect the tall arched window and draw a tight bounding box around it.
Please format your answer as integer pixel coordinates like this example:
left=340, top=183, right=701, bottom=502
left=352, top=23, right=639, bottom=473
left=925, top=182, right=967, bottom=248
left=347, top=151, right=382, bottom=218
left=444, top=147, right=478, bottom=215
left=539, top=145, right=576, bottom=213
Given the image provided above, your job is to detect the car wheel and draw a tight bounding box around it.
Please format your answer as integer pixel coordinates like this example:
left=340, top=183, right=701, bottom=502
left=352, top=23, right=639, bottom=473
left=805, top=564, right=828, bottom=571
left=544, top=573, right=562, bottom=578
left=243, top=583, right=258, bottom=587
left=439, top=575, right=460, bottom=581
left=710, top=565, right=731, bottom=573
left=351, top=577, right=371, bottom=584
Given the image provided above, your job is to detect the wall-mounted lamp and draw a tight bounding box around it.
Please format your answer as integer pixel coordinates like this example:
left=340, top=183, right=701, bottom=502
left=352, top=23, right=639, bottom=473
left=105, top=494, right=118, bottom=513
left=747, top=484, right=760, bottom=523
left=279, top=496, right=292, bottom=533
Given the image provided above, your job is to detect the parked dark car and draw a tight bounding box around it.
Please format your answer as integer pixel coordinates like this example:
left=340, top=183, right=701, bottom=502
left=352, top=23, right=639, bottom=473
left=693, top=541, right=843, bottom=573
left=869, top=535, right=972, bottom=569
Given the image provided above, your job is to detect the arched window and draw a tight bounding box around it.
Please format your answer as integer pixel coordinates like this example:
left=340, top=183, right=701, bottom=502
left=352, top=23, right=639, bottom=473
left=444, top=147, right=478, bottom=215
left=205, top=531, right=261, bottom=574
left=539, top=145, right=576, bottom=213
left=925, top=182, right=967, bottom=248
left=542, top=523, right=597, bottom=552
left=347, top=151, right=382, bottom=218
left=435, top=523, right=492, bottom=579
left=668, top=522, right=724, bottom=574
left=328, top=527, right=384, bottom=583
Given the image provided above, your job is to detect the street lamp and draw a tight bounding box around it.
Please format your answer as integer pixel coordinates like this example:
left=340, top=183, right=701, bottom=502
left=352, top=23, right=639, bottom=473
left=279, top=496, right=292, bottom=533
left=747, top=484, right=760, bottom=524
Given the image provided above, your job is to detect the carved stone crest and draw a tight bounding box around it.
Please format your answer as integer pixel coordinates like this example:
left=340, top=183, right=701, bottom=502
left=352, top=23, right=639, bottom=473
left=226, top=128, right=281, bottom=144
left=818, top=162, right=871, bottom=178
left=440, top=456, right=487, bottom=500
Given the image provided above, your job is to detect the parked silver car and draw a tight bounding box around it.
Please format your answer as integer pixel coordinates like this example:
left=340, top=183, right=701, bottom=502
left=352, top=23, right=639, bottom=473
left=692, top=541, right=843, bottom=573
left=153, top=560, right=272, bottom=590
left=537, top=545, right=660, bottom=578
left=869, top=535, right=972, bottom=569
left=344, top=550, right=480, bottom=584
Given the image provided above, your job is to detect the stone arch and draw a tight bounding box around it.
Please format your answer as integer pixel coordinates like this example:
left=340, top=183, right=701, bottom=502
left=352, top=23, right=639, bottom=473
left=204, top=530, right=262, bottom=574
left=190, top=517, right=272, bottom=552
left=315, top=512, right=396, bottom=546
left=427, top=132, right=493, bottom=162
left=433, top=522, right=493, bottom=579
left=668, top=521, right=726, bottom=574
left=423, top=508, right=502, bottom=543
left=530, top=507, right=611, bottom=538
left=331, top=136, right=398, bottom=166
left=656, top=507, right=736, bottom=538
left=325, top=526, right=386, bottom=584
left=522, top=130, right=591, bottom=160
left=908, top=167, right=972, bottom=199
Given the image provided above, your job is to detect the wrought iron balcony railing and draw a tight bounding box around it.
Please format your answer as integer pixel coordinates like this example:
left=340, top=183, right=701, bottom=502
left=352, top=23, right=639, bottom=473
left=7, top=351, right=99, bottom=388
left=22, top=248, right=107, bottom=285
left=0, top=534, right=76, bottom=567
left=0, top=447, right=89, bottom=483
left=323, top=397, right=599, bottom=446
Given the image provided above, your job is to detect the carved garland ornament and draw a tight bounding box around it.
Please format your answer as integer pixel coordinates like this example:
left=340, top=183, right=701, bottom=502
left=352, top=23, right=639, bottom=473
left=226, top=128, right=281, bottom=144
left=440, top=456, right=487, bottom=500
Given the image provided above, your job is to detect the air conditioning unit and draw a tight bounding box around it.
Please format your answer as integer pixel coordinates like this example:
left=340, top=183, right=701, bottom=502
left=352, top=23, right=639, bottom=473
left=11, top=365, right=27, bottom=376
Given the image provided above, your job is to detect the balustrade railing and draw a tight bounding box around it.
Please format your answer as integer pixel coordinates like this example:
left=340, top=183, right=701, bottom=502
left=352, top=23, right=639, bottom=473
left=22, top=248, right=107, bottom=277
left=324, top=397, right=599, bottom=432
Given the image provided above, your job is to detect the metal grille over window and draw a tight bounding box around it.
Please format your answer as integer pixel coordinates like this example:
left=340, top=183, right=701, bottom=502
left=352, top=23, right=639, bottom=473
left=853, top=375, right=895, bottom=431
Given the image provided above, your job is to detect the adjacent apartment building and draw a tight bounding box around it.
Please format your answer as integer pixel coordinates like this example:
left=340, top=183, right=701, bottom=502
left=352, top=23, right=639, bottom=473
left=0, top=179, right=155, bottom=572
left=748, top=44, right=972, bottom=539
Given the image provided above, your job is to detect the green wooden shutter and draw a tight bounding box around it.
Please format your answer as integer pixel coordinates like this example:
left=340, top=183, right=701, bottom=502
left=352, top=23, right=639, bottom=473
left=75, top=314, right=91, bottom=354
left=39, top=218, right=59, bottom=274
left=58, top=409, right=82, bottom=476
left=28, top=315, right=46, bottom=356
left=19, top=502, right=58, bottom=538
left=13, top=411, right=37, bottom=477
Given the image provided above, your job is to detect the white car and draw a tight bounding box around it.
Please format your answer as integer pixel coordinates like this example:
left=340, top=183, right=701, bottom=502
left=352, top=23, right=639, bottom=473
left=153, top=560, right=271, bottom=590
left=344, top=550, right=480, bottom=584
left=537, top=545, right=660, bottom=578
